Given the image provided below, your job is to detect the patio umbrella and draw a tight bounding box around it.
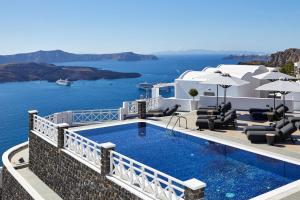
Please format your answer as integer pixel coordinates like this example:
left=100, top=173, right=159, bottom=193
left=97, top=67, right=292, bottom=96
left=253, top=70, right=297, bottom=109
left=255, top=78, right=300, bottom=118
left=203, top=73, right=249, bottom=104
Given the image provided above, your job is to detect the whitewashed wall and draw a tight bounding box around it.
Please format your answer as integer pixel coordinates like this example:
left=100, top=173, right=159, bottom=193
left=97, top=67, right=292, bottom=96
left=160, top=96, right=294, bottom=112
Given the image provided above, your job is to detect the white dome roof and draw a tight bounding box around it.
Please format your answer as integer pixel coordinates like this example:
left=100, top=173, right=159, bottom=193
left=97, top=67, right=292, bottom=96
left=178, top=64, right=267, bottom=81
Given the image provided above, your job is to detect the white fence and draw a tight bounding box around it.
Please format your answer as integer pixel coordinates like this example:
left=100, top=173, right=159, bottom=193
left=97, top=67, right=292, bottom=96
left=127, top=101, right=138, bottom=114
left=44, top=109, right=121, bottom=126
left=64, top=130, right=102, bottom=168
left=124, top=97, right=162, bottom=115
left=72, top=109, right=120, bottom=124
left=110, top=151, right=185, bottom=200
left=33, top=115, right=58, bottom=145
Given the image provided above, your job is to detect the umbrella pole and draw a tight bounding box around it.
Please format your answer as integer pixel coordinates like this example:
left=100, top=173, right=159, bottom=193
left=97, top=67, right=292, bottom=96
left=273, top=92, right=276, bottom=110
left=216, top=85, right=219, bottom=107
left=224, top=88, right=227, bottom=104
left=283, top=93, right=286, bottom=119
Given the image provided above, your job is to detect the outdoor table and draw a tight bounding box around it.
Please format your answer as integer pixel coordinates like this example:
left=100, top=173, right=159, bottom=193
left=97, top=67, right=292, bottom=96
left=266, top=133, right=275, bottom=145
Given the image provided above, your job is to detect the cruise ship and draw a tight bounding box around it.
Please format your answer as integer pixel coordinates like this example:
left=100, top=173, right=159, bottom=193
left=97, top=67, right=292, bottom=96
left=56, top=79, right=72, bottom=86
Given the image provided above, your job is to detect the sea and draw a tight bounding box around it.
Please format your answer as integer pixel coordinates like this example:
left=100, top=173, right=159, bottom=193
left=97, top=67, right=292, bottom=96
left=0, top=55, right=237, bottom=163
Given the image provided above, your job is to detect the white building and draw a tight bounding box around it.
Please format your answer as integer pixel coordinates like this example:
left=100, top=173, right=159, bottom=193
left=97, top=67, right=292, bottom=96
left=174, top=64, right=268, bottom=99
left=151, top=64, right=300, bottom=111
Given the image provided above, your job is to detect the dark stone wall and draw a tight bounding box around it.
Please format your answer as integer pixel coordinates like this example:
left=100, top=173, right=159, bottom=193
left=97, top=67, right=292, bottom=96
left=29, top=131, right=142, bottom=200
left=1, top=166, right=33, bottom=200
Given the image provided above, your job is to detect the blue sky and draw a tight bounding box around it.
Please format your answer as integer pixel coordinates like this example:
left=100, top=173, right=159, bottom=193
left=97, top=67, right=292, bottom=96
left=0, top=0, right=299, bottom=54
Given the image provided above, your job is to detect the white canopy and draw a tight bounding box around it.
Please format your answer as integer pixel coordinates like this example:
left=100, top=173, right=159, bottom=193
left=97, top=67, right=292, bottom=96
left=255, top=79, right=300, bottom=93
left=253, top=71, right=296, bottom=80
left=203, top=73, right=249, bottom=87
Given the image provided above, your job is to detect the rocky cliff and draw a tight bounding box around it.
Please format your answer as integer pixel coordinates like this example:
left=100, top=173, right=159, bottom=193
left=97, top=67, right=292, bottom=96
left=0, top=62, right=141, bottom=83
left=267, top=48, right=300, bottom=67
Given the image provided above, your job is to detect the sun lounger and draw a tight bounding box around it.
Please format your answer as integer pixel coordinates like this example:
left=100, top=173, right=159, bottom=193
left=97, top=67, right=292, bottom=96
left=250, top=104, right=288, bottom=121
left=146, top=104, right=180, bottom=117
left=196, top=109, right=237, bottom=129
left=197, top=102, right=231, bottom=116
left=247, top=122, right=297, bottom=143
left=243, top=118, right=289, bottom=133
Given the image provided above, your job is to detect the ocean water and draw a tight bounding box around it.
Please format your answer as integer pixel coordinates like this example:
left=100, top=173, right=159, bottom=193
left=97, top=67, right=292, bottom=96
left=0, top=55, right=236, bottom=163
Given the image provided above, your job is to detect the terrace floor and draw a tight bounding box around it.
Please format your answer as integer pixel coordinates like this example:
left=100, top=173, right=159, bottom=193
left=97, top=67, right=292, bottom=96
left=147, top=111, right=300, bottom=200
left=150, top=111, right=300, bottom=160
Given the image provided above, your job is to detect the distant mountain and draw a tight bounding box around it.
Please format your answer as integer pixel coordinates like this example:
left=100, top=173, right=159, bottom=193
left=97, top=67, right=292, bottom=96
left=237, top=48, right=300, bottom=67
left=155, top=49, right=266, bottom=55
left=0, top=50, right=158, bottom=64
left=0, top=62, right=141, bottom=83
left=223, top=54, right=269, bottom=61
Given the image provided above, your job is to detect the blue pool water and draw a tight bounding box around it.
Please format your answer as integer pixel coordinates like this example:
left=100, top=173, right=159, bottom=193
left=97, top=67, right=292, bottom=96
left=78, top=122, right=300, bottom=200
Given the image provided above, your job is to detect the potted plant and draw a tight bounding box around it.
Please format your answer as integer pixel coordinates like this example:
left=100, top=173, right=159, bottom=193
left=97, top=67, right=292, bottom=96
left=189, top=88, right=199, bottom=111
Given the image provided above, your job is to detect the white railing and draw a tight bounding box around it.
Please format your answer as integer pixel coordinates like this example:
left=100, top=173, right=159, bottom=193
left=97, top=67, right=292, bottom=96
left=44, top=114, right=56, bottom=123
left=146, top=97, right=160, bottom=112
left=33, top=115, right=58, bottom=145
left=110, top=151, right=185, bottom=200
left=64, top=130, right=102, bottom=168
left=126, top=97, right=161, bottom=115
left=72, top=109, right=120, bottom=124
left=127, top=101, right=138, bottom=114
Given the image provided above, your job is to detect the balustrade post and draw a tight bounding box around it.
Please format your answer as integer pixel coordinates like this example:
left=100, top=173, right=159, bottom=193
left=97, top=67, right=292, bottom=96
left=100, top=142, right=116, bottom=175
left=28, top=110, right=38, bottom=134
left=184, top=178, right=206, bottom=200
left=137, top=99, right=147, bottom=119
left=57, top=123, right=69, bottom=148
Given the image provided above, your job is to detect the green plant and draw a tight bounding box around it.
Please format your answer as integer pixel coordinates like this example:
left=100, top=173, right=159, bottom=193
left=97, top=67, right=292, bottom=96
left=280, top=61, right=295, bottom=76
left=189, top=88, right=198, bottom=100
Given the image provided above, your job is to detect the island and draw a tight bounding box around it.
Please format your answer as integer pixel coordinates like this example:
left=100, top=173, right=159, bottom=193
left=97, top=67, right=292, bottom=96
left=0, top=62, right=141, bottom=83
left=0, top=50, right=158, bottom=64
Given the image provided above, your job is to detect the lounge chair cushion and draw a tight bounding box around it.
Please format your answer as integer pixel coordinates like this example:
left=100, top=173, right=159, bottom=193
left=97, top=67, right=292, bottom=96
left=165, top=105, right=179, bottom=116
left=275, top=118, right=289, bottom=129
left=243, top=126, right=275, bottom=133
left=279, top=123, right=297, bottom=139
left=247, top=131, right=278, bottom=143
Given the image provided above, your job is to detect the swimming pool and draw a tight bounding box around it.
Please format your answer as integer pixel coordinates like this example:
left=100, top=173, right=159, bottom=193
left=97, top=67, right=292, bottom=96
left=77, top=122, right=300, bottom=200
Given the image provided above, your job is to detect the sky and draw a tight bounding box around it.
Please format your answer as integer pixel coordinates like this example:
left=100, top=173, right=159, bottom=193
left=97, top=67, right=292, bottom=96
left=0, top=0, right=300, bottom=55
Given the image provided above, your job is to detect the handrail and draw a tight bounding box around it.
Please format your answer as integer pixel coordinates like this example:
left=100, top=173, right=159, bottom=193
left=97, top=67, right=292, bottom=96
left=166, top=114, right=188, bottom=134
left=64, top=129, right=102, bottom=168
left=110, top=150, right=185, bottom=200
left=33, top=114, right=58, bottom=146
left=72, top=109, right=119, bottom=124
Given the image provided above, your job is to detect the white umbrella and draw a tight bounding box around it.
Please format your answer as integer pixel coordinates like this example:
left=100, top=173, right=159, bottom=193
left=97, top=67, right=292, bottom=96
left=203, top=73, right=249, bottom=104
left=253, top=70, right=297, bottom=108
left=193, top=70, right=223, bottom=107
left=255, top=78, right=300, bottom=117
left=253, top=70, right=296, bottom=81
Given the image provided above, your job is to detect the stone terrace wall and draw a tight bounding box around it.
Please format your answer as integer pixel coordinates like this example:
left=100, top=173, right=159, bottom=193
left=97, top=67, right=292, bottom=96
left=1, top=166, right=33, bottom=200
left=29, top=131, right=142, bottom=200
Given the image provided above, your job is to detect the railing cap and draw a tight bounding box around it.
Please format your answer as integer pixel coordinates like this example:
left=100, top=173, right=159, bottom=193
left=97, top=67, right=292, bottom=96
left=184, top=178, right=206, bottom=190
left=101, top=142, right=116, bottom=149
left=57, top=123, right=69, bottom=128
left=28, top=110, right=38, bottom=114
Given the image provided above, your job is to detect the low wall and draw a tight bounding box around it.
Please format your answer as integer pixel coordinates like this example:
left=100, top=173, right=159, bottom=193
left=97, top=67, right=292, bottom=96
left=159, top=96, right=294, bottom=112
left=1, top=166, right=33, bottom=200
left=28, top=131, right=142, bottom=200
left=198, top=96, right=294, bottom=111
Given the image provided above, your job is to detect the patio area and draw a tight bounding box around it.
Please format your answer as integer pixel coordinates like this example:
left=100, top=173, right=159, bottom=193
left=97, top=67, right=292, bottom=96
left=149, top=110, right=300, bottom=160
